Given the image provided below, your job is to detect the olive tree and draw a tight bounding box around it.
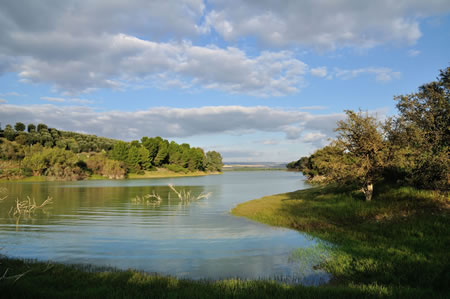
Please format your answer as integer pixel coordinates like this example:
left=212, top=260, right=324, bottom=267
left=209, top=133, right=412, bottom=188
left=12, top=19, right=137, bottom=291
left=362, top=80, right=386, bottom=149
left=318, top=110, right=387, bottom=201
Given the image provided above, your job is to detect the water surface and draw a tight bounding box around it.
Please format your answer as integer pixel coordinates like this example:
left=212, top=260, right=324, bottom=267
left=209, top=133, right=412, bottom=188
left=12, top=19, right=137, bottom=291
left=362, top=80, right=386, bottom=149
left=0, top=171, right=328, bottom=284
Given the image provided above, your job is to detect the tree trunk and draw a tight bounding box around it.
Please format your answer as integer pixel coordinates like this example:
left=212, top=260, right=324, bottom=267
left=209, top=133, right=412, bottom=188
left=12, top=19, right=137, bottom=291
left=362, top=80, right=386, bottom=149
left=362, top=183, right=373, bottom=201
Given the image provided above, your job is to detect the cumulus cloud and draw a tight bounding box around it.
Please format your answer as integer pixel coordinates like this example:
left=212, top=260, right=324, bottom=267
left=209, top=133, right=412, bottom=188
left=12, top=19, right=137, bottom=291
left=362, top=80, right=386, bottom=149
left=0, top=1, right=446, bottom=96
left=0, top=104, right=346, bottom=141
left=3, top=33, right=307, bottom=96
left=0, top=1, right=309, bottom=96
left=0, top=98, right=7, bottom=103
left=334, top=67, right=401, bottom=81
left=310, top=67, right=328, bottom=77
left=204, top=0, right=450, bottom=49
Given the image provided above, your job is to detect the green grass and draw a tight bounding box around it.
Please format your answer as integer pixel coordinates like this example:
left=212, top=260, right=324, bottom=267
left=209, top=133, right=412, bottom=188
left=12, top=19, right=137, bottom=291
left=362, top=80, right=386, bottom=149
left=0, top=257, right=438, bottom=298
left=0, top=176, right=48, bottom=182
left=0, top=170, right=221, bottom=182
left=232, top=184, right=450, bottom=296
left=127, top=169, right=221, bottom=179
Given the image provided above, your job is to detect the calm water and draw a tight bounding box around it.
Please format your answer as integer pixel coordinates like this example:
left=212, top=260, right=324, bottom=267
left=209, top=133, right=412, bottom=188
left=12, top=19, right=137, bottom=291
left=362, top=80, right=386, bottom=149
left=0, top=171, right=328, bottom=284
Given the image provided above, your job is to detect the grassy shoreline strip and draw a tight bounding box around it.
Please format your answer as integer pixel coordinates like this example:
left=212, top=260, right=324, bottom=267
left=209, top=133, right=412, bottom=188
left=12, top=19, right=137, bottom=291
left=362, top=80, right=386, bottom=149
left=0, top=257, right=435, bottom=299
left=231, top=184, right=450, bottom=296
left=0, top=170, right=222, bottom=183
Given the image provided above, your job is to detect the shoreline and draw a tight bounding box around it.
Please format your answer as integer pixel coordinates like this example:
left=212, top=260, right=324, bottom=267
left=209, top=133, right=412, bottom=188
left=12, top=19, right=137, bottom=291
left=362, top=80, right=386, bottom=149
left=0, top=256, right=428, bottom=298
left=0, top=170, right=222, bottom=183
left=231, top=184, right=449, bottom=296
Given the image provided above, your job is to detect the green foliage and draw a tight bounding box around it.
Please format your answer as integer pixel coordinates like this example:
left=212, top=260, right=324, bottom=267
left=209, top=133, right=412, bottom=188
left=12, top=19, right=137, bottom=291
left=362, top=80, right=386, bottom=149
left=110, top=141, right=129, bottom=162
left=27, top=123, right=36, bottom=133
left=0, top=121, right=222, bottom=179
left=206, top=151, right=223, bottom=172
left=154, top=140, right=169, bottom=166
left=85, top=153, right=126, bottom=179
left=36, top=123, right=48, bottom=133
left=3, top=125, right=16, bottom=141
left=288, top=66, right=449, bottom=193
left=14, top=122, right=26, bottom=132
left=386, top=67, right=449, bottom=190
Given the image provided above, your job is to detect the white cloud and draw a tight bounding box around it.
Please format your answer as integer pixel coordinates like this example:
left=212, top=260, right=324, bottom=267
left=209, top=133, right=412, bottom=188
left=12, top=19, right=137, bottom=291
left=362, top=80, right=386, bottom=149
left=3, top=34, right=308, bottom=96
left=0, top=99, right=7, bottom=103
left=335, top=67, right=401, bottom=81
left=41, top=96, right=65, bottom=102
left=303, top=132, right=326, bottom=142
left=40, top=96, right=94, bottom=104
left=298, top=106, right=328, bottom=110
left=0, top=1, right=445, bottom=96
left=204, top=0, right=450, bottom=49
left=0, top=104, right=346, bottom=141
left=310, top=67, right=328, bottom=77
left=408, top=49, right=421, bottom=57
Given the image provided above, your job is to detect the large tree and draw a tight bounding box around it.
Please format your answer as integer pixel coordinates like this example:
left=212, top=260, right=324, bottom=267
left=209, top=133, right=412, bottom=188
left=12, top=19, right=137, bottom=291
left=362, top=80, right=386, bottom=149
left=317, top=110, right=387, bottom=201
left=14, top=122, right=26, bottom=132
left=387, top=67, right=449, bottom=190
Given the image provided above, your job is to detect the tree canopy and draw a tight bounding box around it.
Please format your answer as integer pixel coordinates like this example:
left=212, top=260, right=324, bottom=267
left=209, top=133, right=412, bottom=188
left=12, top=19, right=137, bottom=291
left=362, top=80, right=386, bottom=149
left=288, top=66, right=449, bottom=199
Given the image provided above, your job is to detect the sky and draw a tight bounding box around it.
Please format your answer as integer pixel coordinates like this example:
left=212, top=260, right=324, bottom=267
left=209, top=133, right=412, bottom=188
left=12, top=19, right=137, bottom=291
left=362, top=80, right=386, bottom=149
left=0, top=0, right=449, bottom=162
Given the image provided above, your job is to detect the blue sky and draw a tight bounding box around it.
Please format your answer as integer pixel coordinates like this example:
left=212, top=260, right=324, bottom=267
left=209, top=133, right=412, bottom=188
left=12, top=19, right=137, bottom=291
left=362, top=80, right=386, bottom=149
left=0, top=0, right=449, bottom=162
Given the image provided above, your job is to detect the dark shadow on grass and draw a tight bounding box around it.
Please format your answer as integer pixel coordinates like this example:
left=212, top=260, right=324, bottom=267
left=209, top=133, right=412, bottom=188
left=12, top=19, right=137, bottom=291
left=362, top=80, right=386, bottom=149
left=275, top=184, right=450, bottom=293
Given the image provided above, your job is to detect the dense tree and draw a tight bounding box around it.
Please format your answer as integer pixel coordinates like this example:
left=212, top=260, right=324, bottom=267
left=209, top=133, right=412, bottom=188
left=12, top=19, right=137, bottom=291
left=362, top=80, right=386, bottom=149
left=14, top=122, right=26, bottom=132
left=206, top=151, right=223, bottom=172
left=386, top=67, right=449, bottom=190
left=0, top=121, right=223, bottom=179
left=27, top=124, right=36, bottom=133
left=288, top=67, right=449, bottom=196
left=154, top=140, right=169, bottom=166
left=305, top=111, right=386, bottom=201
left=3, top=125, right=16, bottom=141
left=37, top=123, right=48, bottom=133
left=110, top=141, right=129, bottom=162
left=126, top=145, right=141, bottom=172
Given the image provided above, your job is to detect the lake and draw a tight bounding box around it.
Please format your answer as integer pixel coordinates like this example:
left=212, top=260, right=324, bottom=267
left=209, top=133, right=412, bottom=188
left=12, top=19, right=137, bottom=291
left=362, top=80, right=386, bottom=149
left=0, top=171, right=329, bottom=284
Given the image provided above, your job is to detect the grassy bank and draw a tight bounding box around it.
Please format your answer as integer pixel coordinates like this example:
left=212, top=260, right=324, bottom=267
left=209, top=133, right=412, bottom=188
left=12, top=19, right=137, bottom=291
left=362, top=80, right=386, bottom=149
left=232, top=184, right=450, bottom=297
left=127, top=169, right=221, bottom=179
left=0, top=257, right=436, bottom=299
left=0, top=169, right=221, bottom=182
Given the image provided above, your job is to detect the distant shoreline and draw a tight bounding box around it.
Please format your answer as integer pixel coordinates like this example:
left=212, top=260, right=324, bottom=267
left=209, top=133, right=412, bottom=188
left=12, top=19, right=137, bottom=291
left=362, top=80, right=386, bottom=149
left=0, top=169, right=222, bottom=183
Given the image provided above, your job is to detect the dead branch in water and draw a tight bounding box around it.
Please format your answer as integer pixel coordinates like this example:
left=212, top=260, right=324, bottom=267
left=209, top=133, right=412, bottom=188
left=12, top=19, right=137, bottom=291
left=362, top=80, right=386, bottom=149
left=8, top=196, right=53, bottom=217
left=168, top=184, right=211, bottom=201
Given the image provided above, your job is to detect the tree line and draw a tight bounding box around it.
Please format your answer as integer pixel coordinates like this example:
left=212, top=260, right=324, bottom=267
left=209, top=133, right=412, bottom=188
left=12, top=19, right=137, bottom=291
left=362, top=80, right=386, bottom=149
left=287, top=67, right=449, bottom=201
left=0, top=124, right=223, bottom=180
